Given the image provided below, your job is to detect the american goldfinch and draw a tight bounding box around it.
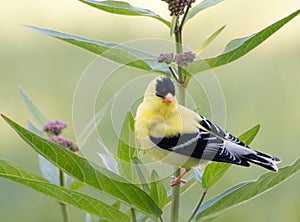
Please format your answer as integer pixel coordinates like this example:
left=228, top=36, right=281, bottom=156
left=135, top=76, right=281, bottom=186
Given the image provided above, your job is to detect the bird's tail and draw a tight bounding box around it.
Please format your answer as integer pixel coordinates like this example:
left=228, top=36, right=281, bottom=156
left=242, top=150, right=281, bottom=172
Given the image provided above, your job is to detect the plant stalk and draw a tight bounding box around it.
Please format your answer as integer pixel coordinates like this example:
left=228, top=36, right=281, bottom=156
left=187, top=190, right=207, bottom=222
left=170, top=11, right=188, bottom=222
left=59, top=169, right=70, bottom=222
left=170, top=2, right=194, bottom=221
left=169, top=67, right=179, bottom=83
left=170, top=167, right=181, bottom=222
left=130, top=208, right=137, bottom=222
left=175, top=28, right=183, bottom=84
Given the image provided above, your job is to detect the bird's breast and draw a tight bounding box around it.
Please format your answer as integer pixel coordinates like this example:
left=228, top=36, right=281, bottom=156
left=148, top=112, right=183, bottom=137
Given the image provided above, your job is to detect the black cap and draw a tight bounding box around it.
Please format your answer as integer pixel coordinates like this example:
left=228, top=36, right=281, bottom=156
left=155, top=77, right=175, bottom=98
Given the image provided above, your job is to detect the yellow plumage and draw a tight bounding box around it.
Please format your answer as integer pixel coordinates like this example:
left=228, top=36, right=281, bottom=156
left=134, top=76, right=280, bottom=177
left=135, top=76, right=205, bottom=168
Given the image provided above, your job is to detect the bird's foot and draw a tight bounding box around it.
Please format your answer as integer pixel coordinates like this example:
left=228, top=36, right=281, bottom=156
left=170, top=175, right=187, bottom=186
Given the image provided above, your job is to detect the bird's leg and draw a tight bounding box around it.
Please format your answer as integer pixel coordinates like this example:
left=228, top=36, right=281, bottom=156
left=170, top=168, right=191, bottom=186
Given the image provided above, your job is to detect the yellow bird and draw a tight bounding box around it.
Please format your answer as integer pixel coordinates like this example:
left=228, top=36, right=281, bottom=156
left=134, top=76, right=281, bottom=186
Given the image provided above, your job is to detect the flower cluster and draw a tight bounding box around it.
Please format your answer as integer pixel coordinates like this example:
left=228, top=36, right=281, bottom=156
left=43, top=120, right=67, bottom=135
left=43, top=120, right=78, bottom=152
left=49, top=135, right=79, bottom=152
left=163, top=0, right=196, bottom=16
left=175, top=51, right=196, bottom=66
left=157, top=51, right=195, bottom=66
left=157, top=52, right=174, bottom=64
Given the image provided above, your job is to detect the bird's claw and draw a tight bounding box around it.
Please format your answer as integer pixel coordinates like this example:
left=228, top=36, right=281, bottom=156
left=170, top=175, right=187, bottom=186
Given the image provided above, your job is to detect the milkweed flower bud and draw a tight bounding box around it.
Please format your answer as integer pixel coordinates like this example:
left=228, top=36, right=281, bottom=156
left=175, top=51, right=196, bottom=66
left=157, top=52, right=174, bottom=64
left=49, top=135, right=79, bottom=152
left=163, top=0, right=196, bottom=17
left=43, top=120, right=67, bottom=135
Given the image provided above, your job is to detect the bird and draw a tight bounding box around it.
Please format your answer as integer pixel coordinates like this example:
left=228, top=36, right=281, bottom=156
left=134, top=76, right=281, bottom=186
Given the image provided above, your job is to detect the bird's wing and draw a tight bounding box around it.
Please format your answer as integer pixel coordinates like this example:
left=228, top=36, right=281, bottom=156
left=199, top=115, right=249, bottom=148
left=177, top=105, right=248, bottom=148
left=149, top=128, right=249, bottom=166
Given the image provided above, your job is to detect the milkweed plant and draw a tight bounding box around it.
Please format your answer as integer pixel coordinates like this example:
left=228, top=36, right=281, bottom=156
left=1, top=1, right=300, bottom=222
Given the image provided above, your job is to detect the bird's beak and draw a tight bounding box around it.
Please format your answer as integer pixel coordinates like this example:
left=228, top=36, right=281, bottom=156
left=163, top=93, right=174, bottom=103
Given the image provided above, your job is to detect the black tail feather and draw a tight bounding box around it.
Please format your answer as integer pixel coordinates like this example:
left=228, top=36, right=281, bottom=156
left=243, top=150, right=281, bottom=172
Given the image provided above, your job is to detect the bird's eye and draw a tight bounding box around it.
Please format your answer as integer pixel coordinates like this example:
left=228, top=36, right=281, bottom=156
left=155, top=92, right=166, bottom=99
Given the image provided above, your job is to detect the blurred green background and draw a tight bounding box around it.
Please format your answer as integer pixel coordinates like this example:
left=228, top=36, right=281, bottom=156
left=1, top=0, right=300, bottom=221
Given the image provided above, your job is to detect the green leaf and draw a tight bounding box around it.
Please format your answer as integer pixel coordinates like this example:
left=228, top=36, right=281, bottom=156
left=28, top=120, right=75, bottom=186
left=221, top=34, right=255, bottom=54
left=196, top=25, right=226, bottom=55
left=22, top=92, right=63, bottom=186
left=196, top=158, right=300, bottom=220
left=202, top=162, right=230, bottom=190
left=0, top=160, right=129, bottom=222
left=85, top=214, right=99, bottom=222
left=28, top=119, right=63, bottom=185
left=186, top=0, right=224, bottom=22
left=201, top=124, right=261, bottom=190
left=117, top=112, right=136, bottom=162
left=137, top=215, right=148, bottom=222
left=170, top=15, right=177, bottom=37
left=26, top=26, right=169, bottom=75
left=79, top=0, right=170, bottom=27
left=97, top=138, right=119, bottom=174
left=29, top=120, right=76, bottom=187
left=2, top=115, right=162, bottom=219
left=133, top=157, right=151, bottom=194
left=38, top=155, right=59, bottom=185
left=111, top=200, right=121, bottom=210
left=193, top=165, right=203, bottom=185
left=27, top=121, right=44, bottom=137
left=238, top=124, right=260, bottom=145
left=202, top=215, right=218, bottom=222
left=67, top=179, right=85, bottom=190
left=18, top=87, right=48, bottom=128
left=150, top=170, right=167, bottom=209
left=186, top=10, right=300, bottom=75
left=117, top=112, right=138, bottom=182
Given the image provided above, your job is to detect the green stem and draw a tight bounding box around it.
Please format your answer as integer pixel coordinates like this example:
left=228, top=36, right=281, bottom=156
left=187, top=190, right=207, bottom=222
left=169, top=67, right=179, bottom=83
left=130, top=208, right=137, bottom=222
left=170, top=2, right=194, bottom=221
left=59, top=170, right=70, bottom=222
left=59, top=202, right=70, bottom=222
left=159, top=216, right=164, bottom=222
left=170, top=167, right=181, bottom=222
left=175, top=28, right=183, bottom=84
left=170, top=17, right=187, bottom=222
left=59, top=169, right=65, bottom=187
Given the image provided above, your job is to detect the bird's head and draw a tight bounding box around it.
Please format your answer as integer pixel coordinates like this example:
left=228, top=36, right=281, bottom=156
left=144, top=76, right=177, bottom=111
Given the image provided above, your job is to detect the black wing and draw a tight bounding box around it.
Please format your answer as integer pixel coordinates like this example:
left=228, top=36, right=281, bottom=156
left=199, top=115, right=249, bottom=148
left=150, top=130, right=211, bottom=159
left=149, top=128, right=249, bottom=166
